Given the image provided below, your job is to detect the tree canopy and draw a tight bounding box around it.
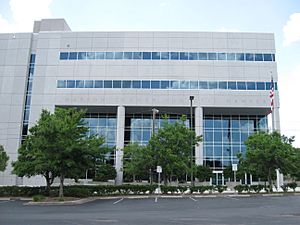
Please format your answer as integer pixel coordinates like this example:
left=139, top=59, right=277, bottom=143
left=13, top=108, right=107, bottom=197
left=0, top=145, right=9, bottom=172
left=239, top=131, right=295, bottom=191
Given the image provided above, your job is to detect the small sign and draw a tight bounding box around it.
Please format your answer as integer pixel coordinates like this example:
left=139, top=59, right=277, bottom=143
left=232, top=164, right=238, bottom=172
left=157, top=166, right=162, bottom=173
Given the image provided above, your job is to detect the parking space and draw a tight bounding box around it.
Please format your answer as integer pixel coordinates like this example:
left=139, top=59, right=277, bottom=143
left=0, top=196, right=300, bottom=225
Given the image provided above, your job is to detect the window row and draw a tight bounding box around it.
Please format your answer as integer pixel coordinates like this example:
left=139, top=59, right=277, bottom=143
left=59, top=51, right=276, bottom=62
left=57, top=80, right=278, bottom=91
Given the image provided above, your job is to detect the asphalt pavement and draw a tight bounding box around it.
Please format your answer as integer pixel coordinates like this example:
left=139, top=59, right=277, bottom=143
left=1, top=195, right=300, bottom=225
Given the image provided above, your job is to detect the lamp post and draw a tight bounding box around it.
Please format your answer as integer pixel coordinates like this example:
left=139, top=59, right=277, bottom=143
left=151, top=108, right=159, bottom=185
left=189, top=96, right=194, bottom=186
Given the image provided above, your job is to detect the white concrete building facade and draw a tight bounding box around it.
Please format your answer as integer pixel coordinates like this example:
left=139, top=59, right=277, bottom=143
left=0, top=19, right=280, bottom=185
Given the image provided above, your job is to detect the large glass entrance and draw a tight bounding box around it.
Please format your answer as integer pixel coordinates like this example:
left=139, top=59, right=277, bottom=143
left=212, top=171, right=224, bottom=185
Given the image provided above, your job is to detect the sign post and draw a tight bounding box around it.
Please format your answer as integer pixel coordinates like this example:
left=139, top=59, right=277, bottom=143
left=232, top=164, right=238, bottom=182
left=157, top=166, right=162, bottom=194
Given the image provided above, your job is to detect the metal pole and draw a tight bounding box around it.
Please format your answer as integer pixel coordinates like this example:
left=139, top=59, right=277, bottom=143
left=190, top=96, right=194, bottom=186
left=151, top=108, right=159, bottom=185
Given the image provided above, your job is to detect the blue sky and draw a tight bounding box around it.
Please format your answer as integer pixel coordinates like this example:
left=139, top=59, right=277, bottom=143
left=1, top=0, right=300, bottom=146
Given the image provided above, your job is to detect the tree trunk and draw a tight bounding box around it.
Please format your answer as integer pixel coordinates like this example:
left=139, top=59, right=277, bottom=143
left=59, top=173, right=65, bottom=198
left=268, top=168, right=273, bottom=192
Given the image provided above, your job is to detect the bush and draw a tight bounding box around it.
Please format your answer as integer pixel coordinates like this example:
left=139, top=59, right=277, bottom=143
left=281, top=184, right=288, bottom=192
left=250, top=185, right=264, bottom=193
left=215, top=185, right=227, bottom=193
left=287, top=182, right=297, bottom=192
left=94, top=164, right=117, bottom=182
left=32, top=195, right=45, bottom=202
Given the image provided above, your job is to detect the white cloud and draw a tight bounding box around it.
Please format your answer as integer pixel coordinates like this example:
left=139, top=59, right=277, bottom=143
left=279, top=64, right=300, bottom=147
left=0, top=0, right=53, bottom=33
left=283, top=13, right=300, bottom=47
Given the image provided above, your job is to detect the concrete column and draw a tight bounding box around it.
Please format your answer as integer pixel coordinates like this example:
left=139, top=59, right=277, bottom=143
left=273, top=106, right=280, bottom=131
left=195, top=106, right=203, bottom=165
left=115, top=105, right=125, bottom=185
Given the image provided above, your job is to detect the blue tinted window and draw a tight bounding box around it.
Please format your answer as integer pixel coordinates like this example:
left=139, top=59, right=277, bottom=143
left=113, top=80, right=121, bottom=88
left=67, top=80, right=75, bottom=88
left=132, top=80, right=141, bottom=88
left=87, top=52, right=95, bottom=60
left=30, top=54, right=36, bottom=63
left=263, top=54, right=272, bottom=61
left=208, top=53, right=217, bottom=60
left=57, top=80, right=66, bottom=88
left=190, top=81, right=198, bottom=89
left=189, top=53, right=198, bottom=60
left=245, top=53, right=254, bottom=61
left=94, top=80, right=103, bottom=88
left=218, top=53, right=226, bottom=60
left=122, top=80, right=131, bottom=88
left=170, top=81, right=179, bottom=89
left=246, top=82, right=256, bottom=90
left=104, top=80, right=112, bottom=88
left=199, top=81, right=208, bottom=89
left=85, top=80, right=94, bottom=88
left=236, top=53, right=244, bottom=61
left=152, top=52, right=160, bottom=60
left=69, top=52, right=78, bottom=60
left=219, top=82, right=227, bottom=89
left=95, top=52, right=105, bottom=59
left=237, top=82, right=246, bottom=90
left=266, top=82, right=271, bottom=90
left=228, top=82, right=237, bottom=90
left=256, top=82, right=265, bottom=90
left=161, top=52, right=169, bottom=60
left=133, top=52, right=142, bottom=59
left=76, top=80, right=84, bottom=88
left=60, top=52, right=68, bottom=60
left=180, top=81, right=190, bottom=89
left=78, top=52, right=87, bottom=60
left=105, top=52, right=114, bottom=59
left=255, top=54, right=263, bottom=61
left=208, top=81, right=217, bottom=89
left=114, top=52, right=123, bottom=59
left=198, top=53, right=208, bottom=60
left=161, top=80, right=169, bottom=89
left=151, top=80, right=160, bottom=89
left=170, top=52, right=179, bottom=60
left=124, top=52, right=133, bottom=59
left=272, top=54, right=275, bottom=61
left=227, top=53, right=235, bottom=60
left=180, top=52, right=189, bottom=60
left=143, top=52, right=151, bottom=59
left=142, top=80, right=150, bottom=89
left=275, top=82, right=278, bottom=90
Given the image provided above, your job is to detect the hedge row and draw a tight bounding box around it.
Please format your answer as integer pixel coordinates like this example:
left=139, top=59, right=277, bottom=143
left=0, top=185, right=158, bottom=197
left=234, top=183, right=298, bottom=193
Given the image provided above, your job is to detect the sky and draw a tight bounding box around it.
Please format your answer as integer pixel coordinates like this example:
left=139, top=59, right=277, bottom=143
left=0, top=0, right=300, bottom=146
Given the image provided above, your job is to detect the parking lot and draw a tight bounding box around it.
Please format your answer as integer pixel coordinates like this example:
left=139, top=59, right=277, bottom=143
left=1, top=195, right=300, bottom=225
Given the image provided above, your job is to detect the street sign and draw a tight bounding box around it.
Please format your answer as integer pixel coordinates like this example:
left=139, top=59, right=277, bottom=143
left=232, top=164, right=238, bottom=171
left=157, top=166, right=162, bottom=173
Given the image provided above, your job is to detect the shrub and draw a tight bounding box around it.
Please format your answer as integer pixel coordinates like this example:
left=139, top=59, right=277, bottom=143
left=250, top=185, right=264, bottom=193
left=287, top=182, right=297, bottom=192
left=215, top=185, right=227, bottom=193
left=94, top=164, right=117, bottom=182
left=32, top=195, right=45, bottom=202
left=281, top=184, right=288, bottom=192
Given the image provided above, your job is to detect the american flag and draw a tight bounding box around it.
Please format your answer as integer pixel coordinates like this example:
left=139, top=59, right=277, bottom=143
left=270, top=78, right=274, bottom=112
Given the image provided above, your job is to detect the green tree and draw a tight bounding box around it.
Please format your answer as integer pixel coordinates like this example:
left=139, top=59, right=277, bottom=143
left=239, top=131, right=295, bottom=191
left=0, top=145, right=9, bottom=172
left=194, top=165, right=212, bottom=182
left=289, top=148, right=300, bottom=181
left=13, top=108, right=105, bottom=198
left=124, top=143, right=155, bottom=182
left=148, top=116, right=202, bottom=185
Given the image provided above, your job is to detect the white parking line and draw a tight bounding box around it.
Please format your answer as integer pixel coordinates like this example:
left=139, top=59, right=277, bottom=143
left=189, top=197, right=197, bottom=202
left=155, top=197, right=158, bottom=203
left=113, top=198, right=124, bottom=205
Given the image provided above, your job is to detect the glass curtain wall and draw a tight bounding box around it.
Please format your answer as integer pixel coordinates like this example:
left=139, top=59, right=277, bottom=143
left=125, top=114, right=190, bottom=145
left=203, top=115, right=268, bottom=169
